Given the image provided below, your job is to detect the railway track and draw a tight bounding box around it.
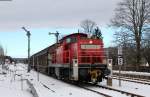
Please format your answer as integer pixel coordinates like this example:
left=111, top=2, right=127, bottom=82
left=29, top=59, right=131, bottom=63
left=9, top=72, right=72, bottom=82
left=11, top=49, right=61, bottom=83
left=40, top=81, right=112, bottom=97
left=60, top=80, right=113, bottom=97
left=77, top=84, right=112, bottom=97
left=82, top=83, right=145, bottom=97
left=96, top=84, right=144, bottom=97
left=113, top=72, right=150, bottom=82
left=40, top=79, right=145, bottom=97
left=112, top=75, right=150, bottom=85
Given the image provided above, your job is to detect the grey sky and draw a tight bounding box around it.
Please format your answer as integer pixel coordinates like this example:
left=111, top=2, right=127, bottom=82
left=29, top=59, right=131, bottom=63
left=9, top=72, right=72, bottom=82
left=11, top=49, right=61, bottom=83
left=0, top=0, right=120, bottom=58
left=0, top=0, right=120, bottom=31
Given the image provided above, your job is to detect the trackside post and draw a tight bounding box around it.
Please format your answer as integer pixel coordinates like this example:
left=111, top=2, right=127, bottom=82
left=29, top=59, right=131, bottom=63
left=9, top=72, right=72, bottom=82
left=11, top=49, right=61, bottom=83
left=118, top=46, right=123, bottom=87
left=107, top=59, right=113, bottom=86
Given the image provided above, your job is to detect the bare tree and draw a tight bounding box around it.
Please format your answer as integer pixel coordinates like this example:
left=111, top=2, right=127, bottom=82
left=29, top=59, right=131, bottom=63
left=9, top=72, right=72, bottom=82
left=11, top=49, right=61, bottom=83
left=113, top=30, right=134, bottom=47
left=110, top=0, right=150, bottom=71
left=80, top=19, right=97, bottom=34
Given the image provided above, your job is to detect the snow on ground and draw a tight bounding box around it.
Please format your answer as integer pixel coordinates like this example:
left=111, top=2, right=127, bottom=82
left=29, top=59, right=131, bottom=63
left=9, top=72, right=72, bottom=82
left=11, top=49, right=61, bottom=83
left=29, top=71, right=104, bottom=97
left=0, top=64, right=33, bottom=97
left=29, top=69, right=150, bottom=97
left=100, top=78, right=150, bottom=97
left=112, top=70, right=150, bottom=96
left=1, top=63, right=104, bottom=97
left=1, top=63, right=150, bottom=97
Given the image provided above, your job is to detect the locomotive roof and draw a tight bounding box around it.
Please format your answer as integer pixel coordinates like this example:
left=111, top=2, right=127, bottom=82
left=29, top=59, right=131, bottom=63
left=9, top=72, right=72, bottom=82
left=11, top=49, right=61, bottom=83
left=60, top=33, right=87, bottom=41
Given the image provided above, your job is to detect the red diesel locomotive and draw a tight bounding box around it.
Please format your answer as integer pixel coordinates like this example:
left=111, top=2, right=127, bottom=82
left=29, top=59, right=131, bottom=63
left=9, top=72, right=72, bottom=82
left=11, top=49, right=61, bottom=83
left=30, top=33, right=110, bottom=83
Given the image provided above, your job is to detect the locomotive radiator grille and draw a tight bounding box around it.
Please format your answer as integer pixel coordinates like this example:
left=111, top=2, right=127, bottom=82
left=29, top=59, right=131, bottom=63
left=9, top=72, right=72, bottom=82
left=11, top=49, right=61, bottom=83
left=78, top=50, right=106, bottom=64
left=79, top=56, right=101, bottom=63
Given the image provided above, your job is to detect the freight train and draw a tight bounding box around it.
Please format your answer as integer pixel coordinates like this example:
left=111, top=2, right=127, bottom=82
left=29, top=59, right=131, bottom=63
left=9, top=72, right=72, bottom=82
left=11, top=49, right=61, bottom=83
left=30, top=33, right=110, bottom=83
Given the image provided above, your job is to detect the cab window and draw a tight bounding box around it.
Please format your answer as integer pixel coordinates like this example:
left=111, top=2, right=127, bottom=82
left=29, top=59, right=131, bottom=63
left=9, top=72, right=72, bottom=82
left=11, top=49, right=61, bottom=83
left=66, top=37, right=77, bottom=43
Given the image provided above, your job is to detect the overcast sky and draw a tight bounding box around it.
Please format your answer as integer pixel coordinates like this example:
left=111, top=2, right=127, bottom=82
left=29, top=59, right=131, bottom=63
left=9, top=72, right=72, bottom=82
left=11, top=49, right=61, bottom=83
left=0, top=0, right=120, bottom=58
left=0, top=0, right=120, bottom=30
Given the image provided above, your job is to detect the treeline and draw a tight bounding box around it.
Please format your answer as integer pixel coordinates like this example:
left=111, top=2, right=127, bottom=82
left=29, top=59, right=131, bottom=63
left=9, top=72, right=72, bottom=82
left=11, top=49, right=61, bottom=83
left=110, top=0, right=150, bottom=71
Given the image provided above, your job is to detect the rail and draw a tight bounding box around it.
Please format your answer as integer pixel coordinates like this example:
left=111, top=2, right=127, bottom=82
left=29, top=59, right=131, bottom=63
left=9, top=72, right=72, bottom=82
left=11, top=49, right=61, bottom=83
left=113, top=71, right=150, bottom=83
left=112, top=75, right=150, bottom=85
left=78, top=85, right=112, bottom=97
left=95, top=84, right=145, bottom=97
left=39, top=80, right=112, bottom=97
left=75, top=82, right=145, bottom=97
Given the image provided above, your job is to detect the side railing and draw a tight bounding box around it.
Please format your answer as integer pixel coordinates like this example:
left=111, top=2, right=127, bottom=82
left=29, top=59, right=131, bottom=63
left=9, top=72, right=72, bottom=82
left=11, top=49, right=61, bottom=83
left=26, top=79, right=39, bottom=97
